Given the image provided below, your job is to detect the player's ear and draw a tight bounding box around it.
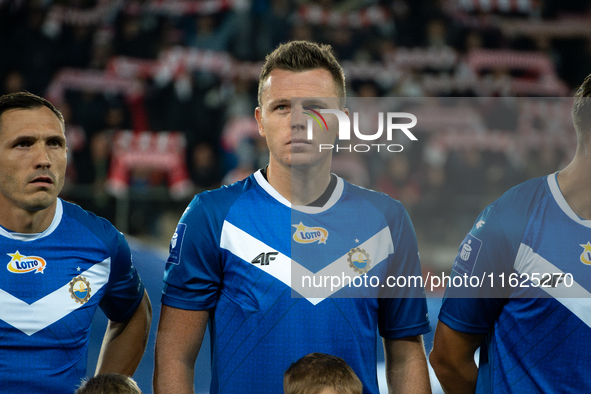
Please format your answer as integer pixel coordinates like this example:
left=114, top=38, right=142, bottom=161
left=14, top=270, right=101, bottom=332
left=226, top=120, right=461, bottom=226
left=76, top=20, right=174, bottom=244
left=344, top=107, right=350, bottom=117
left=255, top=107, right=265, bottom=137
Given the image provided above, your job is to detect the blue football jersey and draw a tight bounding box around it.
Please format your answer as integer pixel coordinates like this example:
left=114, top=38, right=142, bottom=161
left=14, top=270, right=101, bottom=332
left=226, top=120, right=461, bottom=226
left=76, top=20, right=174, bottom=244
left=439, top=173, right=591, bottom=393
left=162, top=170, right=430, bottom=394
left=0, top=199, right=145, bottom=394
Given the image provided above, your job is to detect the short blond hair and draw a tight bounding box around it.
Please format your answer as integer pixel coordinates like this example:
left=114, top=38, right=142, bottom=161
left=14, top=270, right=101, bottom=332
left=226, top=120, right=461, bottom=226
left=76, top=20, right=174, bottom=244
left=76, top=373, right=142, bottom=394
left=284, top=353, right=363, bottom=394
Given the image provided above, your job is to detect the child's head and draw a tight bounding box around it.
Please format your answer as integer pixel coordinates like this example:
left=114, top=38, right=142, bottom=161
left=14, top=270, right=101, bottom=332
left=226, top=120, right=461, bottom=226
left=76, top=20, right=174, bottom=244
left=284, top=353, right=363, bottom=394
left=76, top=373, right=142, bottom=394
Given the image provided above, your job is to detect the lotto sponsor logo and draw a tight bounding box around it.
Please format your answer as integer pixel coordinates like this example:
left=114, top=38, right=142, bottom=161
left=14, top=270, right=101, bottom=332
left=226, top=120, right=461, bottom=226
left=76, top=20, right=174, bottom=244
left=580, top=242, right=591, bottom=265
left=292, top=222, right=328, bottom=244
left=6, top=251, right=47, bottom=274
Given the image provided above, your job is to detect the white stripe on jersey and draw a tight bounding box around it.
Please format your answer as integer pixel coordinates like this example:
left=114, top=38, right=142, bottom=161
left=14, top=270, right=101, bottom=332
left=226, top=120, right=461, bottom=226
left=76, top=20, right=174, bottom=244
left=0, top=258, right=110, bottom=336
left=220, top=220, right=393, bottom=305
left=515, top=243, right=591, bottom=329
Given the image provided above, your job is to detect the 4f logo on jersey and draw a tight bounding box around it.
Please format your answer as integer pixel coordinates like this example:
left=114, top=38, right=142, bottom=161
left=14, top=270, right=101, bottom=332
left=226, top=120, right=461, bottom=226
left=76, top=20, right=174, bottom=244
left=6, top=251, right=46, bottom=274
left=292, top=222, right=328, bottom=244
left=251, top=252, right=278, bottom=265
left=580, top=242, right=591, bottom=265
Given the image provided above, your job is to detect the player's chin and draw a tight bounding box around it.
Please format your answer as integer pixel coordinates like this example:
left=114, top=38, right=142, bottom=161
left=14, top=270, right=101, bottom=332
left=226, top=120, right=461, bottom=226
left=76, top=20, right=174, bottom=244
left=288, top=153, right=327, bottom=168
left=22, top=192, right=58, bottom=212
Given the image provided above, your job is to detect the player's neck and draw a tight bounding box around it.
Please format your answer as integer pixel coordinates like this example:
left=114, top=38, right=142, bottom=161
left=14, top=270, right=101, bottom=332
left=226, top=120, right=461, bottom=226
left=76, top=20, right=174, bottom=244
left=557, top=148, right=591, bottom=220
left=0, top=202, right=57, bottom=234
left=267, top=160, right=332, bottom=206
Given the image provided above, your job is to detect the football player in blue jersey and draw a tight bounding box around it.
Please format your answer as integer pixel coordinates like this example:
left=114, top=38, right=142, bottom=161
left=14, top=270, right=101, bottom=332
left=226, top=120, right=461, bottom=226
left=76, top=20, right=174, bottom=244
left=0, top=91, right=152, bottom=393
left=154, top=41, right=431, bottom=394
left=430, top=75, right=591, bottom=393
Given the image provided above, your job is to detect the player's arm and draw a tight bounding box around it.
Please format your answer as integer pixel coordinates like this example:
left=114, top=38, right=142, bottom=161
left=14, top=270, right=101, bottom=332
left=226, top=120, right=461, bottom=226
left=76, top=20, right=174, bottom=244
left=383, top=335, right=431, bottom=394
left=154, top=305, right=209, bottom=394
left=95, top=290, right=152, bottom=375
left=429, top=321, right=485, bottom=394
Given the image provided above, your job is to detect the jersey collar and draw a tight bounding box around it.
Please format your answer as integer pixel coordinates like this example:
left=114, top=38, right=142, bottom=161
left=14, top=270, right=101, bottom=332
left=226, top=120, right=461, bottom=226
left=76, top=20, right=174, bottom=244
left=548, top=172, right=591, bottom=228
left=253, top=169, right=344, bottom=214
left=0, top=199, right=64, bottom=241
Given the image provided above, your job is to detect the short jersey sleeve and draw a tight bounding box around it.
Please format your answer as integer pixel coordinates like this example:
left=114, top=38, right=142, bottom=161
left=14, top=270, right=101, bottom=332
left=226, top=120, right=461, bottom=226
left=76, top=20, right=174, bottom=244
left=438, top=178, right=547, bottom=334
left=161, top=193, right=224, bottom=310
left=438, top=206, right=515, bottom=334
left=379, top=204, right=431, bottom=339
left=100, top=231, right=145, bottom=322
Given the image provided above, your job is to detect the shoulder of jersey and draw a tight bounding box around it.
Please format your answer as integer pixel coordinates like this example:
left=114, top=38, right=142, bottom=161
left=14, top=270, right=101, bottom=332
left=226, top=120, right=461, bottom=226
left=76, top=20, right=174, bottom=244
left=344, top=181, right=405, bottom=216
left=60, top=199, right=121, bottom=248
left=186, top=175, right=258, bottom=215
left=345, top=180, right=406, bottom=211
left=488, top=176, right=549, bottom=216
left=61, top=199, right=115, bottom=231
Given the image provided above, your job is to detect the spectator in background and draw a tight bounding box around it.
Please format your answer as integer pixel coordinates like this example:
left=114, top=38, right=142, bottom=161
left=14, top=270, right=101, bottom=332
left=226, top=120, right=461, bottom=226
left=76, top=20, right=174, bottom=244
left=283, top=353, right=363, bottom=394
left=76, top=374, right=142, bottom=394
left=185, top=12, right=236, bottom=52
left=425, top=19, right=451, bottom=50
left=252, top=0, right=293, bottom=59
left=376, top=155, right=422, bottom=213
left=8, top=4, right=57, bottom=94
left=414, top=163, right=451, bottom=241
left=2, top=70, right=27, bottom=95
left=113, top=14, right=159, bottom=59
left=57, top=101, right=88, bottom=188
left=190, top=142, right=222, bottom=190
left=58, top=24, right=94, bottom=69
left=290, top=23, right=315, bottom=42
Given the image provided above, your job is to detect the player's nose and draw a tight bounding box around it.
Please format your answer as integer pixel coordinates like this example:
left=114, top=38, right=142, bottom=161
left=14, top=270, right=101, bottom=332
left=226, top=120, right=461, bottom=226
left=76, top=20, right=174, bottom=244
left=291, top=104, right=306, bottom=131
left=33, top=145, right=52, bottom=169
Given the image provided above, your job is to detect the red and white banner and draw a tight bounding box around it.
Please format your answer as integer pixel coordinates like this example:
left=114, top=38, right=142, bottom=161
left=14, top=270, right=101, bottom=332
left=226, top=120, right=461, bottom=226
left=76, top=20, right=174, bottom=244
left=467, top=49, right=555, bottom=75
left=145, top=0, right=243, bottom=16
left=454, top=0, right=540, bottom=14
left=295, top=4, right=391, bottom=28
left=107, top=130, right=193, bottom=199
left=46, top=68, right=144, bottom=104
left=45, top=0, right=120, bottom=27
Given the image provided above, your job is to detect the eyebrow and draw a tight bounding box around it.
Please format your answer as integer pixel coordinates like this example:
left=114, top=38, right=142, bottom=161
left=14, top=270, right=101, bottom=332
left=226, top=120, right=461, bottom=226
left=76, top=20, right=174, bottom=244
left=301, top=98, right=332, bottom=107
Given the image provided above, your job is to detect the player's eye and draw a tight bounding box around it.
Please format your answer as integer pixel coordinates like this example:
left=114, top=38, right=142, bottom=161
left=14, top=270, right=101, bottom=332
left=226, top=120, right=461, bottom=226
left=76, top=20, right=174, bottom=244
left=47, top=139, right=64, bottom=147
left=14, top=140, right=32, bottom=148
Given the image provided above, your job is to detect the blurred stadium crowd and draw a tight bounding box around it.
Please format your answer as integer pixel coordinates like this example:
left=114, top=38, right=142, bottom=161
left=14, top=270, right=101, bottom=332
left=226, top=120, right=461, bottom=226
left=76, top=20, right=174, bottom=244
left=1, top=0, right=590, bottom=268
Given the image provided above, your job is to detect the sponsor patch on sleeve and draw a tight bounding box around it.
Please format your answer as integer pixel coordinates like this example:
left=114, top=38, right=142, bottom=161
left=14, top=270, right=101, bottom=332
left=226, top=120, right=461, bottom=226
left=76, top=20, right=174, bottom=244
left=167, top=223, right=187, bottom=265
left=452, top=233, right=482, bottom=276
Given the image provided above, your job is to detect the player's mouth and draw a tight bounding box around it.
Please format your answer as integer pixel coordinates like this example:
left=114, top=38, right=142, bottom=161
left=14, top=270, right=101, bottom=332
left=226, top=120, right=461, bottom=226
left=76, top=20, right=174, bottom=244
left=289, top=138, right=312, bottom=145
left=29, top=175, right=55, bottom=187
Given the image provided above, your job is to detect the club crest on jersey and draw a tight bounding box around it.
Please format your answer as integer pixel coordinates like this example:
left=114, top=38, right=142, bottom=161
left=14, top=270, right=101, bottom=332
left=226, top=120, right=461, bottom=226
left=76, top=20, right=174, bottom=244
left=348, top=247, right=371, bottom=274
left=580, top=242, right=591, bottom=265
left=168, top=223, right=187, bottom=266
left=292, top=222, right=328, bottom=244
left=69, top=275, right=91, bottom=304
left=6, top=251, right=46, bottom=274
